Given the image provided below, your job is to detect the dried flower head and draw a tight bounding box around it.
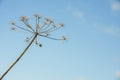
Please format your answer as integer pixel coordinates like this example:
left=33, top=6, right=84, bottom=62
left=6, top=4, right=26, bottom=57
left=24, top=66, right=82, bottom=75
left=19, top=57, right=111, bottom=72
left=34, top=14, right=41, bottom=19
left=0, top=13, right=67, bottom=80
left=52, top=23, right=56, bottom=27
left=62, top=36, right=67, bottom=40
left=39, top=44, right=42, bottom=47
left=11, top=27, right=16, bottom=30
left=20, top=16, right=28, bottom=21
left=59, top=23, right=64, bottom=27
left=45, top=17, right=53, bottom=23
left=11, top=14, right=66, bottom=47
left=11, top=22, right=16, bottom=25
left=45, top=33, right=49, bottom=37
left=25, top=37, right=29, bottom=42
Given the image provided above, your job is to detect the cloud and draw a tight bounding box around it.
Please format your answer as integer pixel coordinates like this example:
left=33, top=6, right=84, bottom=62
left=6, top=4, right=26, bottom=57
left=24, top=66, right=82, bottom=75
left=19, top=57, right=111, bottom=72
left=67, top=6, right=84, bottom=19
left=102, top=27, right=120, bottom=36
left=111, top=1, right=120, bottom=11
left=113, top=57, right=120, bottom=63
left=93, top=23, right=120, bottom=37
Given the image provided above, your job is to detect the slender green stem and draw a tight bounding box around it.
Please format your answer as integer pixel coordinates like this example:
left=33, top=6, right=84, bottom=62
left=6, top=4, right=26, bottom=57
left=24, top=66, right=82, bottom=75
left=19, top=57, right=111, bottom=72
left=0, top=33, right=38, bottom=80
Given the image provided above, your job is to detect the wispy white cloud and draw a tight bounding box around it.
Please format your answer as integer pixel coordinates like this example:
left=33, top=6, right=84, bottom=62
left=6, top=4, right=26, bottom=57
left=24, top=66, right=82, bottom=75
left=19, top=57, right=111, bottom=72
left=93, top=23, right=120, bottom=37
left=66, top=6, right=84, bottom=20
left=73, top=10, right=84, bottom=18
left=111, top=1, right=120, bottom=11
left=102, top=27, right=120, bottom=36
left=113, top=57, right=120, bottom=63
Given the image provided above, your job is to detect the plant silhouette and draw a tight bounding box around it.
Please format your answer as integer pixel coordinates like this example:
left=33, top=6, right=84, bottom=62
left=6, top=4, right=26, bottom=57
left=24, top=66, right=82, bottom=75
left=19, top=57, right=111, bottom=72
left=0, top=14, right=66, bottom=80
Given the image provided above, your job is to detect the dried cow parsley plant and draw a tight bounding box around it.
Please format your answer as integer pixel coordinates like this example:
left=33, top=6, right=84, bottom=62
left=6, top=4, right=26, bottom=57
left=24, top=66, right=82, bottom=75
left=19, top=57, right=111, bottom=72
left=11, top=14, right=66, bottom=46
left=0, top=14, right=66, bottom=80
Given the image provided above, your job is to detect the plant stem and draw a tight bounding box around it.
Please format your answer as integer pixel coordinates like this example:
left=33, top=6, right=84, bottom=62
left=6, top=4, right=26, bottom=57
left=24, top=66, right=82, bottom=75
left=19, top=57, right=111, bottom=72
left=0, top=33, right=38, bottom=80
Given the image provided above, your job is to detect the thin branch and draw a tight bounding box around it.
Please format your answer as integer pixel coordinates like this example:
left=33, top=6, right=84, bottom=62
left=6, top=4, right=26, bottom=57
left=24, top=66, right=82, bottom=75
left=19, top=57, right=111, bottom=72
left=14, top=24, right=33, bottom=33
left=22, top=21, right=35, bottom=32
left=36, top=17, right=38, bottom=32
left=0, top=33, right=38, bottom=80
left=38, top=34, right=63, bottom=40
left=25, top=34, right=34, bottom=42
left=40, top=23, right=51, bottom=31
left=40, top=26, right=62, bottom=34
left=0, top=14, right=66, bottom=80
left=38, top=20, right=48, bottom=31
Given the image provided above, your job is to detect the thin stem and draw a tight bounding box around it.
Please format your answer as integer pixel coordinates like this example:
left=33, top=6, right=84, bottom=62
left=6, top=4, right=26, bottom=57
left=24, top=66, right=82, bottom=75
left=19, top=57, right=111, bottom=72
left=36, top=17, right=40, bottom=32
left=39, top=34, right=63, bottom=40
left=40, top=26, right=61, bottom=34
left=14, top=24, right=33, bottom=33
left=40, top=23, right=51, bottom=31
left=0, top=33, right=38, bottom=80
left=38, top=21, right=48, bottom=31
left=36, top=17, right=37, bottom=32
left=23, top=21, right=35, bottom=32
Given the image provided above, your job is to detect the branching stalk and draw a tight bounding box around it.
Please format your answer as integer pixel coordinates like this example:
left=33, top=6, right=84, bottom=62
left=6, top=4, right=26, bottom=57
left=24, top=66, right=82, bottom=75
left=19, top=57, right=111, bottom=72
left=0, top=14, right=66, bottom=80
left=0, top=33, right=38, bottom=80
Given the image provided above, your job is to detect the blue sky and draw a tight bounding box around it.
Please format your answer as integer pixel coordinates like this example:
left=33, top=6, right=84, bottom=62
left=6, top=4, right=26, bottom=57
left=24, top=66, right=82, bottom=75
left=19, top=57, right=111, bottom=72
left=0, top=0, right=120, bottom=80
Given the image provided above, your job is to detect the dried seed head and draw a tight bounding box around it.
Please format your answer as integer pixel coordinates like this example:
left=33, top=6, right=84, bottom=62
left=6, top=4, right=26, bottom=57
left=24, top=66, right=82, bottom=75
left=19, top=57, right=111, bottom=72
left=39, top=44, right=42, bottom=47
left=11, top=14, right=66, bottom=46
left=35, top=41, right=42, bottom=47
left=45, top=17, right=53, bottom=23
left=52, top=23, right=56, bottom=27
left=45, top=17, right=51, bottom=22
left=25, top=37, right=29, bottom=42
left=49, top=19, right=53, bottom=23
left=62, top=36, right=67, bottom=40
left=59, top=23, right=64, bottom=27
left=34, top=14, right=41, bottom=19
left=11, top=22, right=16, bottom=25
left=11, top=27, right=16, bottom=30
left=21, top=16, right=28, bottom=21
left=45, top=33, right=49, bottom=37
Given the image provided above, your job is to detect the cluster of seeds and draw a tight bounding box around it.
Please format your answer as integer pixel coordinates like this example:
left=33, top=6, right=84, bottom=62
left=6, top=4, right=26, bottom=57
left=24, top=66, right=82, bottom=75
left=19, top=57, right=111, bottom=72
left=11, top=14, right=66, bottom=47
